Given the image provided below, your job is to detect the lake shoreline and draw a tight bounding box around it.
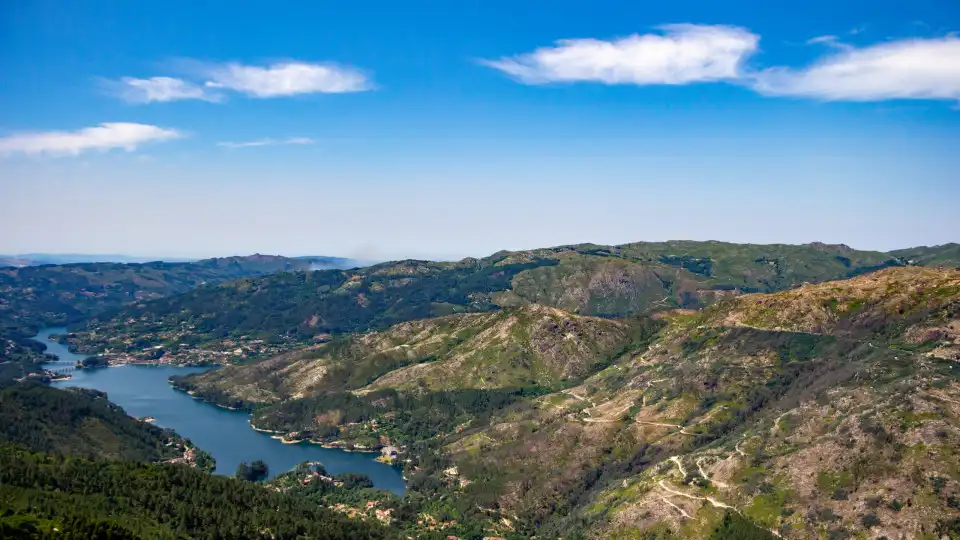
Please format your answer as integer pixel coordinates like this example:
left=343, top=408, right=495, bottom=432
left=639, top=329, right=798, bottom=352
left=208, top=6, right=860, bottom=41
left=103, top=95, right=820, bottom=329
left=169, top=377, right=383, bottom=454
left=33, top=327, right=405, bottom=495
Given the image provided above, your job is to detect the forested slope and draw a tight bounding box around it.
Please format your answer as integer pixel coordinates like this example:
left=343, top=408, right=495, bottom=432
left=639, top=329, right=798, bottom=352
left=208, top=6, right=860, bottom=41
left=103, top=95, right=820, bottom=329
left=70, top=242, right=902, bottom=363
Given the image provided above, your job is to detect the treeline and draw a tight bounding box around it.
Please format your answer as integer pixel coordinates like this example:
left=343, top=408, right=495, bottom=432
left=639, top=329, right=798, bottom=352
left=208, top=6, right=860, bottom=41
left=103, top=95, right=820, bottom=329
left=79, top=258, right=559, bottom=350
left=0, top=382, right=207, bottom=465
left=0, top=445, right=393, bottom=539
left=0, top=327, right=49, bottom=383
left=254, top=386, right=550, bottom=444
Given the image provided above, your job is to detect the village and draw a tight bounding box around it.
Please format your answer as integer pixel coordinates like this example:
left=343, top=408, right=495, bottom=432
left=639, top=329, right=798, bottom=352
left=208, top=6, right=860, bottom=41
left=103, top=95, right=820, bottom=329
left=60, top=321, right=325, bottom=366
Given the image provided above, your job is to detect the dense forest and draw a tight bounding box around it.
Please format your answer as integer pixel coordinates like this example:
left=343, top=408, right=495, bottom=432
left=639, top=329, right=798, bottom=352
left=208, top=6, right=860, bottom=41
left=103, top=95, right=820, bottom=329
left=254, top=386, right=553, bottom=445
left=0, top=382, right=212, bottom=468
left=0, top=445, right=393, bottom=539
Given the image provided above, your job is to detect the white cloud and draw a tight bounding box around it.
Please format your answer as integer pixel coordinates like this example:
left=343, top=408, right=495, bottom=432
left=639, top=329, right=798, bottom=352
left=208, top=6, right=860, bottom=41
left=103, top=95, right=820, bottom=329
left=0, top=123, right=181, bottom=157
left=217, top=137, right=316, bottom=149
left=751, top=36, right=960, bottom=101
left=479, top=24, right=759, bottom=85
left=111, top=76, right=219, bottom=103
left=204, top=62, right=371, bottom=97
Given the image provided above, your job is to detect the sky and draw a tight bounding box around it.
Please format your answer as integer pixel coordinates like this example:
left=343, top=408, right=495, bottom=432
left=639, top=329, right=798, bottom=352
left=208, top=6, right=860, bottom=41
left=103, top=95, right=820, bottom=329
left=1, top=0, right=958, bottom=261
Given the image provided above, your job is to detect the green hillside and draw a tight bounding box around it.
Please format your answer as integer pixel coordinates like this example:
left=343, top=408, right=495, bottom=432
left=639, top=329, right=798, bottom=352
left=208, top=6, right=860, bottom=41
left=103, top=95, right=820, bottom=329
left=0, top=382, right=212, bottom=468
left=439, top=267, right=960, bottom=539
left=0, top=445, right=393, bottom=539
left=174, top=304, right=657, bottom=406
left=68, top=241, right=902, bottom=364
left=0, top=254, right=334, bottom=382
left=889, top=243, right=960, bottom=268
left=0, top=254, right=323, bottom=331
left=169, top=266, right=960, bottom=539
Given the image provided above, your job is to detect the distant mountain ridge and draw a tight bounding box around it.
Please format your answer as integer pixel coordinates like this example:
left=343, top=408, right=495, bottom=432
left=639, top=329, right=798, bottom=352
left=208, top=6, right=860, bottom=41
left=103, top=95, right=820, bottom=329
left=0, top=253, right=197, bottom=267
left=0, top=252, right=370, bottom=269
left=70, top=240, right=914, bottom=361
left=0, top=253, right=366, bottom=382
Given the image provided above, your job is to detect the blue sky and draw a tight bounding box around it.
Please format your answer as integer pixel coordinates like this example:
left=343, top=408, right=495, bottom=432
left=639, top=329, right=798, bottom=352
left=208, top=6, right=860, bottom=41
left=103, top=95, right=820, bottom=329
left=1, top=0, right=958, bottom=260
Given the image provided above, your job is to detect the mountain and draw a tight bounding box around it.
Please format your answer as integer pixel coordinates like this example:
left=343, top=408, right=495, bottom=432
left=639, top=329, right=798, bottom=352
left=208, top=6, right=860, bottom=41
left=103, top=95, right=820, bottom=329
left=438, top=267, right=960, bottom=539
left=0, top=382, right=212, bottom=467
left=296, top=255, right=376, bottom=270
left=889, top=243, right=960, bottom=268
left=0, top=254, right=324, bottom=330
left=0, top=253, right=197, bottom=267
left=175, top=304, right=656, bottom=405
left=0, top=254, right=354, bottom=381
left=169, top=266, right=960, bottom=539
left=0, top=253, right=372, bottom=268
left=68, top=241, right=903, bottom=364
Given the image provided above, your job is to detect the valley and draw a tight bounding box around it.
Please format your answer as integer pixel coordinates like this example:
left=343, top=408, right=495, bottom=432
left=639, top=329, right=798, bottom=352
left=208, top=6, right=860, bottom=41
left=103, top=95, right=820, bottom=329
left=1, top=241, right=958, bottom=539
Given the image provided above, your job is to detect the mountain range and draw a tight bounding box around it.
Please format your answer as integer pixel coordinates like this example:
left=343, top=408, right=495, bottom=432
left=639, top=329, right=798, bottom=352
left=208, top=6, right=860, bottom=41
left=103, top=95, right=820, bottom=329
left=1, top=240, right=958, bottom=539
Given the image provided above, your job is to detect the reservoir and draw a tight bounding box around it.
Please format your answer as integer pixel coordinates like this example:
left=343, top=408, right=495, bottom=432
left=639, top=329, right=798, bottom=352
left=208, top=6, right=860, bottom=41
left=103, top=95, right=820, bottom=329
left=36, top=327, right=405, bottom=494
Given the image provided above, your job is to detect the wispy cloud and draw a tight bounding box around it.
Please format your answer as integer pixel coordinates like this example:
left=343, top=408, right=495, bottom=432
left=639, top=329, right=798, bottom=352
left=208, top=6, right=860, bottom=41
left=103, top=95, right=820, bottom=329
left=108, top=76, right=220, bottom=103
left=751, top=36, right=960, bottom=101
left=107, top=61, right=372, bottom=104
left=216, top=137, right=316, bottom=149
left=804, top=35, right=852, bottom=51
left=205, top=62, right=371, bottom=97
left=479, top=24, right=759, bottom=85
left=0, top=123, right=181, bottom=157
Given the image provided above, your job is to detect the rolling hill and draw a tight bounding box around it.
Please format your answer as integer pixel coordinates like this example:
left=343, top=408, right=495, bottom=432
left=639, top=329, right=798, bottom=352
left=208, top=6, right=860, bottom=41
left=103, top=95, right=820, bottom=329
left=68, top=241, right=904, bottom=364
left=0, top=254, right=361, bottom=382
left=167, top=266, right=960, bottom=539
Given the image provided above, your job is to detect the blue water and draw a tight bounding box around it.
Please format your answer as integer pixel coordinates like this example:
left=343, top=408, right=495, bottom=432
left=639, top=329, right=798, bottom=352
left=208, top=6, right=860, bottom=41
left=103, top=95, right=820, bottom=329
left=36, top=327, right=404, bottom=494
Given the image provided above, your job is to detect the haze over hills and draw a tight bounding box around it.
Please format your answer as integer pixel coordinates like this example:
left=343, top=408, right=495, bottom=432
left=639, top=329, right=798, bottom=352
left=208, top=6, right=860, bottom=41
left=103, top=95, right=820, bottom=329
left=0, top=252, right=371, bottom=269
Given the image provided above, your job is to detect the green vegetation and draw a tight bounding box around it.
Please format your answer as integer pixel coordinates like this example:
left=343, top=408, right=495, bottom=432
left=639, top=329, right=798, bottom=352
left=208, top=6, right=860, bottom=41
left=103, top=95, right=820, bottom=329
left=0, top=254, right=326, bottom=382
left=70, top=242, right=903, bottom=360
left=711, top=511, right=777, bottom=539
left=172, top=304, right=662, bottom=409
left=0, top=445, right=392, bottom=539
left=890, top=243, right=960, bottom=267
left=236, top=459, right=270, bottom=482
left=0, top=245, right=957, bottom=539
left=254, top=386, right=550, bottom=446
left=0, top=382, right=210, bottom=467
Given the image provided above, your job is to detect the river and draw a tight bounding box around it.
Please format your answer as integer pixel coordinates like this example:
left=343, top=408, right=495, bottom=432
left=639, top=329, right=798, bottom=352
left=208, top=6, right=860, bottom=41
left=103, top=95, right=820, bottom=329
left=36, top=327, right=405, bottom=494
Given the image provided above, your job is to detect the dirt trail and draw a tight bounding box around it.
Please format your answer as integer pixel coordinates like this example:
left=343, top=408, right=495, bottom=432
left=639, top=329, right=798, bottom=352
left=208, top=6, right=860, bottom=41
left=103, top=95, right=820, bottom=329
left=637, top=421, right=696, bottom=435
left=734, top=439, right=747, bottom=457
left=696, top=457, right=729, bottom=489
left=563, top=389, right=595, bottom=407
left=926, top=390, right=960, bottom=406
left=660, top=496, right=692, bottom=518
left=582, top=404, right=632, bottom=423
left=658, top=480, right=736, bottom=510
left=659, top=457, right=782, bottom=537
left=668, top=456, right=687, bottom=478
